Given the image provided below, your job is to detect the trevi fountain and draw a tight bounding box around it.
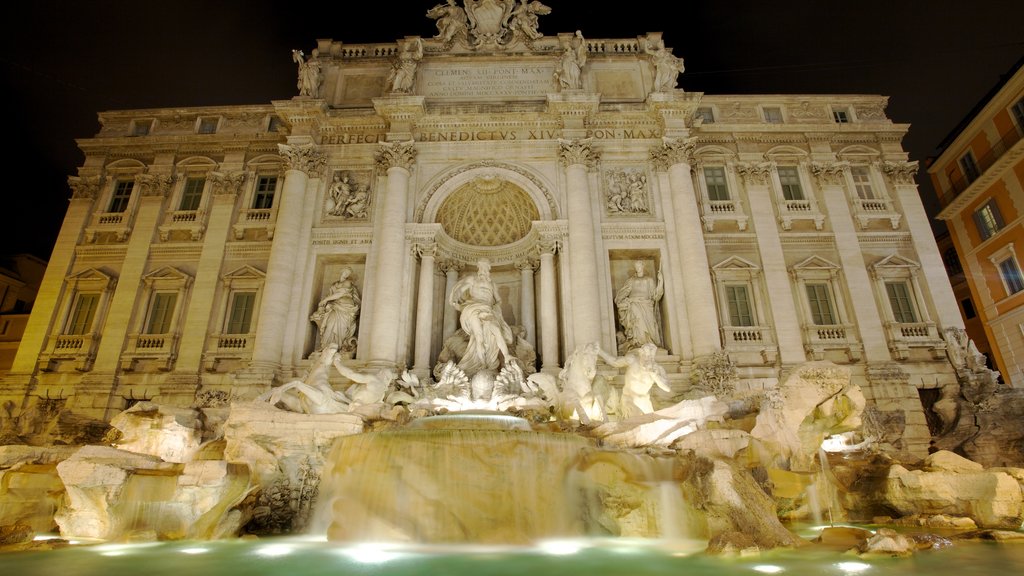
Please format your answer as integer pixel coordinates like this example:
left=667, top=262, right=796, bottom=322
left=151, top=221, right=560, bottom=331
left=1, top=1, right=1023, bottom=574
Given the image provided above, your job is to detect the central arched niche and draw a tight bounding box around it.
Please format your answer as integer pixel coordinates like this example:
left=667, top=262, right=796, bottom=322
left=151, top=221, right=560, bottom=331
left=436, top=174, right=539, bottom=246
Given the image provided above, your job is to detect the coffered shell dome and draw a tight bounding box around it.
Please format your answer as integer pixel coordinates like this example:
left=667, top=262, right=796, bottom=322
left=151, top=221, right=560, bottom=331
left=436, top=175, right=539, bottom=246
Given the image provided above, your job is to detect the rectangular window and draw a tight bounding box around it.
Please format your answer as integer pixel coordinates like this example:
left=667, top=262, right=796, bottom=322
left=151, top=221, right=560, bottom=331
left=763, top=107, right=783, bottom=124
left=108, top=180, right=134, bottom=213
left=885, top=282, right=918, bottom=323
left=726, top=285, right=754, bottom=326
left=695, top=107, right=715, bottom=124
left=960, top=151, right=981, bottom=183
left=226, top=291, right=256, bottom=334
left=998, top=257, right=1024, bottom=295
left=777, top=166, right=804, bottom=201
left=805, top=283, right=836, bottom=325
left=1012, top=97, right=1024, bottom=132
left=973, top=199, right=1004, bottom=241
left=67, top=293, right=99, bottom=335
left=252, top=176, right=277, bottom=210
left=850, top=166, right=875, bottom=199
left=197, top=117, right=218, bottom=134
left=145, top=293, right=177, bottom=334
left=131, top=119, right=152, bottom=136
left=704, top=167, right=730, bottom=201
left=833, top=108, right=850, bottom=123
left=179, top=177, right=205, bottom=211
left=961, top=297, right=976, bottom=320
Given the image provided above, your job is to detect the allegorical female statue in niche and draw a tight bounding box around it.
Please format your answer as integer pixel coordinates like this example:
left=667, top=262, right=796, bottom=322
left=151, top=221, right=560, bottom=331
left=310, top=267, right=361, bottom=358
left=614, top=260, right=665, bottom=352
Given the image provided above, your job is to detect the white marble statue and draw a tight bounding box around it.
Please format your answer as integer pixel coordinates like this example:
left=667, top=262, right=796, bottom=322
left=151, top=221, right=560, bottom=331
left=509, top=0, right=549, bottom=42
left=599, top=343, right=670, bottom=419
left=556, top=30, right=586, bottom=90
left=449, top=258, right=515, bottom=374
left=292, top=49, right=322, bottom=98
left=388, top=37, right=423, bottom=93
left=558, top=342, right=604, bottom=422
left=258, top=344, right=350, bottom=414
left=427, top=0, right=469, bottom=45
left=310, top=267, right=361, bottom=356
left=335, top=361, right=397, bottom=406
left=643, top=36, right=684, bottom=92
left=615, top=260, right=665, bottom=352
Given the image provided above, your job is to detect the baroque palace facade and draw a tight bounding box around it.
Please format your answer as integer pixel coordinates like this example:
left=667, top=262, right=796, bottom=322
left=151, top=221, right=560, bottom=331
left=0, top=5, right=964, bottom=455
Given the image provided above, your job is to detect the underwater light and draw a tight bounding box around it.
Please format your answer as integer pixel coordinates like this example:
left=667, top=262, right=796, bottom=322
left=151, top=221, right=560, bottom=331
left=752, top=565, right=785, bottom=574
left=835, top=561, right=871, bottom=573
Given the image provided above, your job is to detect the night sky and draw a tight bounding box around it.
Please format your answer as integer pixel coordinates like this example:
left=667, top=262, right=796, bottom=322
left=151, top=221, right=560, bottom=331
left=2, top=0, right=1022, bottom=260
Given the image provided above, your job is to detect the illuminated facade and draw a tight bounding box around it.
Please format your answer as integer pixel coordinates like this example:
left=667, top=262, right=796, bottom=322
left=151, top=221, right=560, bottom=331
left=0, top=14, right=965, bottom=456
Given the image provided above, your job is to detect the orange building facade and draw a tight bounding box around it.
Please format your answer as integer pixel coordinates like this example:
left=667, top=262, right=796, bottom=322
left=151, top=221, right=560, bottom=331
left=930, top=59, right=1024, bottom=386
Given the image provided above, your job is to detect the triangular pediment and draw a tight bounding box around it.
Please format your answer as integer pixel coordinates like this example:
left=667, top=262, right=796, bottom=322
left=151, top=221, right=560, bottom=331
left=66, top=267, right=115, bottom=283
left=222, top=265, right=266, bottom=280
left=713, top=256, right=760, bottom=271
left=792, top=255, right=840, bottom=271
left=872, top=254, right=919, bottom=271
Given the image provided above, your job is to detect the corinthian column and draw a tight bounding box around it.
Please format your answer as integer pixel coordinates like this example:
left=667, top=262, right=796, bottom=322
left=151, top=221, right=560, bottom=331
left=10, top=176, right=100, bottom=375
left=412, top=243, right=437, bottom=376
left=516, top=258, right=538, bottom=348
left=93, top=173, right=175, bottom=372
left=366, top=140, right=416, bottom=367
left=538, top=237, right=560, bottom=371
left=651, top=137, right=720, bottom=357
left=439, top=259, right=463, bottom=341
left=812, top=161, right=889, bottom=362
left=558, top=139, right=603, bottom=350
left=250, top=143, right=325, bottom=370
left=883, top=161, right=962, bottom=330
left=736, top=161, right=806, bottom=365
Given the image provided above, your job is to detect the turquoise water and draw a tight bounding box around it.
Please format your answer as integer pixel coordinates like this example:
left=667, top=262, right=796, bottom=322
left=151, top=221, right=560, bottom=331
left=2, top=535, right=1022, bottom=576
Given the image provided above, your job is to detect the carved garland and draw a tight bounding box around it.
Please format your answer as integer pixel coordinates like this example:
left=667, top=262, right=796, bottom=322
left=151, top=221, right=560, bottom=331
left=134, top=173, right=176, bottom=197
left=810, top=161, right=849, bottom=187
left=209, top=171, right=248, bottom=196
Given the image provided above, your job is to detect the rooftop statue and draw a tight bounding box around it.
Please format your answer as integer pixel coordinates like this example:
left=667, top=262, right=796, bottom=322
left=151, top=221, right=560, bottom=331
left=291, top=49, right=322, bottom=98
left=427, top=0, right=468, bottom=47
left=388, top=37, right=424, bottom=93
left=555, top=30, right=587, bottom=91
left=643, top=36, right=685, bottom=92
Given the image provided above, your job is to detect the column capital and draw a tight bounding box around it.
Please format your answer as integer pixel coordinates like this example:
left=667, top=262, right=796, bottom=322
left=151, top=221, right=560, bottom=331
left=68, top=175, right=104, bottom=199
left=413, top=242, right=438, bottom=260
left=209, top=171, right=248, bottom=196
left=735, top=161, right=776, bottom=186
left=515, top=258, right=538, bottom=272
left=438, top=258, right=464, bottom=275
left=881, top=160, right=919, bottom=185
left=278, top=143, right=327, bottom=177
left=650, top=136, right=697, bottom=171
left=557, top=138, right=600, bottom=170
left=135, top=173, right=176, bottom=197
left=375, top=140, right=417, bottom=172
left=537, top=237, right=560, bottom=255
left=810, top=161, right=849, bottom=187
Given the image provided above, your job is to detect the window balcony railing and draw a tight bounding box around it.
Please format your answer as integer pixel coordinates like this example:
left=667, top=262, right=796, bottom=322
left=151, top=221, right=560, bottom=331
left=121, top=333, right=179, bottom=371
left=803, top=323, right=862, bottom=362
left=940, top=128, right=1023, bottom=207
left=720, top=325, right=778, bottom=365
left=701, top=200, right=749, bottom=231
left=883, top=321, right=946, bottom=361
left=39, top=333, right=99, bottom=371
left=203, top=332, right=255, bottom=372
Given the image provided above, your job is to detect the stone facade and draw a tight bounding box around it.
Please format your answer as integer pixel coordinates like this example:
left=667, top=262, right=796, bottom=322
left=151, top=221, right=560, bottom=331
left=0, top=8, right=963, bottom=457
